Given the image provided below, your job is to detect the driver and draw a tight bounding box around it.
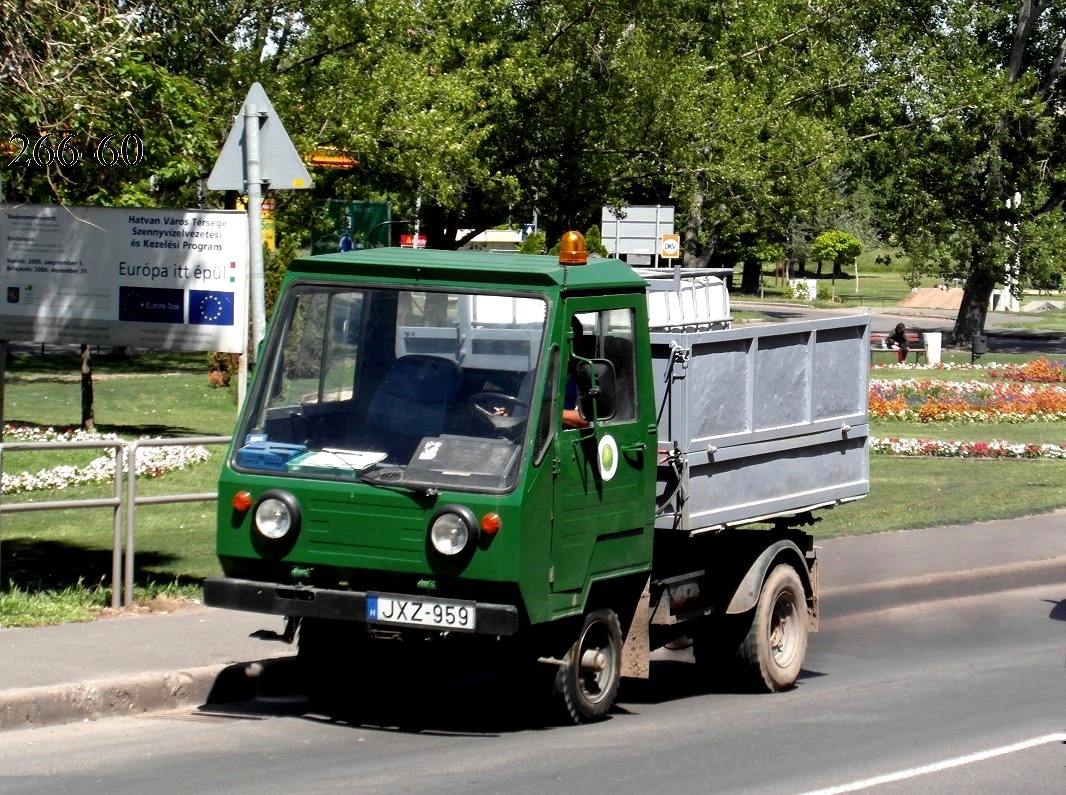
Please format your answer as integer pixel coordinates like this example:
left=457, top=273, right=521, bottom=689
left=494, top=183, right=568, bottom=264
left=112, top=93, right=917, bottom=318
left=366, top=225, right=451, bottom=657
left=562, top=316, right=590, bottom=429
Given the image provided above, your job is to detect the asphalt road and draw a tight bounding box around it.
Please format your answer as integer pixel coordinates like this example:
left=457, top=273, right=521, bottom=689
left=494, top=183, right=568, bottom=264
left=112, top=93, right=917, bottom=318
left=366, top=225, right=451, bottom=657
left=0, top=584, right=1062, bottom=794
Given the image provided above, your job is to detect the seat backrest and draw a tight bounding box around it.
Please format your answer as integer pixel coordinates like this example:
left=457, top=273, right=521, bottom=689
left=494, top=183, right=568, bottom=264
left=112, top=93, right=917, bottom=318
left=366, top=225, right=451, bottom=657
left=367, top=355, right=462, bottom=440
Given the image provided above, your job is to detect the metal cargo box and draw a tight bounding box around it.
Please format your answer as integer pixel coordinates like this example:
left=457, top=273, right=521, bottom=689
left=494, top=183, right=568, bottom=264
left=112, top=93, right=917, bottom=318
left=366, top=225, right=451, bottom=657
left=651, top=313, right=870, bottom=532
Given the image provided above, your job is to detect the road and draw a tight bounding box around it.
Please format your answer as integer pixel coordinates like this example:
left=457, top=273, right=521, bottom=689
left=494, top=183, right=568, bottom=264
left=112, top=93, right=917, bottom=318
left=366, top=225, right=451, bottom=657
left=0, top=585, right=1062, bottom=794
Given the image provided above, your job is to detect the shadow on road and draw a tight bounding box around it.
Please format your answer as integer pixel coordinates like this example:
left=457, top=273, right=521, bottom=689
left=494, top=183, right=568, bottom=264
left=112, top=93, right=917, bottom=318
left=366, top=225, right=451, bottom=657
left=200, top=651, right=809, bottom=736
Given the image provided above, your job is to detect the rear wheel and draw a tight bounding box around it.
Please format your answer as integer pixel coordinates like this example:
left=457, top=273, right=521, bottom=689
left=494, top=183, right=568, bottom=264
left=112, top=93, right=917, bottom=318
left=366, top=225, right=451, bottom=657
left=739, top=564, right=808, bottom=692
left=555, top=609, right=623, bottom=723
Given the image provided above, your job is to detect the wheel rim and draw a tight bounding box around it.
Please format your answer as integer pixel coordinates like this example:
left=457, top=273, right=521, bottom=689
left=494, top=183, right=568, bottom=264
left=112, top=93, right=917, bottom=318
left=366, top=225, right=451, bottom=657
left=576, top=618, right=618, bottom=705
left=769, top=589, right=800, bottom=668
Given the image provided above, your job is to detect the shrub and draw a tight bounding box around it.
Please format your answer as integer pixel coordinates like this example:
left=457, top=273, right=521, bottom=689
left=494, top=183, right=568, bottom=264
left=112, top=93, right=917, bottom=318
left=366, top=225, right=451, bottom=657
left=207, top=352, right=240, bottom=389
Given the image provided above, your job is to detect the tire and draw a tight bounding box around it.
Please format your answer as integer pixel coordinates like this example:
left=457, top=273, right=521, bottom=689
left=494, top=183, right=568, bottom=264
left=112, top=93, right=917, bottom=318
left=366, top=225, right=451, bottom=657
left=739, top=564, right=808, bottom=692
left=555, top=609, right=623, bottom=723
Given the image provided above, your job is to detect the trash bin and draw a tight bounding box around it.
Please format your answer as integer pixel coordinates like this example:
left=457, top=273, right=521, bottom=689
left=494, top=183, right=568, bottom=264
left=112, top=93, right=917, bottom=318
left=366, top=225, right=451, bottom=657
left=925, top=332, right=942, bottom=365
left=971, top=333, right=988, bottom=363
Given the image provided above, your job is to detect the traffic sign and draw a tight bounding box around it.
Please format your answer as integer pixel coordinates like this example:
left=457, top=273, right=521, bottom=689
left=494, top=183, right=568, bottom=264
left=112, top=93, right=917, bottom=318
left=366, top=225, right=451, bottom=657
left=660, top=233, right=681, bottom=259
left=207, top=83, right=312, bottom=191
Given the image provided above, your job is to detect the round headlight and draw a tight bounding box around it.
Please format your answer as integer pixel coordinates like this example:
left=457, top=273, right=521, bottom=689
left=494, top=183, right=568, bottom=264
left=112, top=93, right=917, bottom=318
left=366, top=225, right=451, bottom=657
left=429, top=506, right=478, bottom=557
left=254, top=492, right=299, bottom=540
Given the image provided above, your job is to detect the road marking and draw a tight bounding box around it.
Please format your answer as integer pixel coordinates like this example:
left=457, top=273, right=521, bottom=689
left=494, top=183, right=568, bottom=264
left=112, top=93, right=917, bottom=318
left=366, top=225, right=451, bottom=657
left=799, top=733, right=1066, bottom=795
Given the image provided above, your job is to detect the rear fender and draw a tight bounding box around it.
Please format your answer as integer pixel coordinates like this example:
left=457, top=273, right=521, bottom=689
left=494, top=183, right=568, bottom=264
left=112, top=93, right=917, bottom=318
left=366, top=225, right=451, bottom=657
left=725, top=540, right=814, bottom=618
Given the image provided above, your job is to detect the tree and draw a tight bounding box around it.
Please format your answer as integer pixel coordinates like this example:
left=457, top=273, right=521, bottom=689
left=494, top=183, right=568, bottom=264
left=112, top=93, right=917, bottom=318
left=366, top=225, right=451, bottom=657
left=0, top=0, right=217, bottom=208
left=810, top=230, right=863, bottom=281
left=859, top=1, right=1066, bottom=343
left=646, top=0, right=882, bottom=303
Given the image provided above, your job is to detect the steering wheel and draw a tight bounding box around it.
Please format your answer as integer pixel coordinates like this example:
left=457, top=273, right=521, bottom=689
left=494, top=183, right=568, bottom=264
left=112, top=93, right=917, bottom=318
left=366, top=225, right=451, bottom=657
left=468, top=392, right=529, bottom=437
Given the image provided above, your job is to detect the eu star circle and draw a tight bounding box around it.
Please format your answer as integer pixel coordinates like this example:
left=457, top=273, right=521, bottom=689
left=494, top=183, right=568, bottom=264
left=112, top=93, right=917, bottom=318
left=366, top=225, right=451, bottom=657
left=199, top=293, right=223, bottom=322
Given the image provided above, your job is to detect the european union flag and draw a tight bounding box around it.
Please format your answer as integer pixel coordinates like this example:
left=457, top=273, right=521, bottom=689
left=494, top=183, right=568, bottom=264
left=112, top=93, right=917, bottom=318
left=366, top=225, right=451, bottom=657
left=189, top=290, right=234, bottom=326
left=119, top=287, right=184, bottom=323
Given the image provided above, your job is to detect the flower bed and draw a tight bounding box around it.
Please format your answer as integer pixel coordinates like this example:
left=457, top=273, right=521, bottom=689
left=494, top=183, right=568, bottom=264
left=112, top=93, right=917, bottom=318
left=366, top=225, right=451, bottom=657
left=871, top=358, right=1065, bottom=379
left=870, top=362, right=988, bottom=372
left=1, top=425, right=212, bottom=495
left=986, top=357, right=1066, bottom=383
left=871, top=437, right=1066, bottom=460
left=869, top=379, right=1066, bottom=422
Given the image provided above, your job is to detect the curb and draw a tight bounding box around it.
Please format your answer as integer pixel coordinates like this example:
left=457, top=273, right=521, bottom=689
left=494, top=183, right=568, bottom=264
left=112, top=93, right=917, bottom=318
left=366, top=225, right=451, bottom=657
left=0, top=657, right=295, bottom=733
left=821, top=556, right=1066, bottom=618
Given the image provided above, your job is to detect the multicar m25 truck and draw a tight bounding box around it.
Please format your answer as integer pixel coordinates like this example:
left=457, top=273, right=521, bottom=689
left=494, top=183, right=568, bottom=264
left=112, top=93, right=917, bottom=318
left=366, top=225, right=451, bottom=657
left=204, top=232, right=871, bottom=723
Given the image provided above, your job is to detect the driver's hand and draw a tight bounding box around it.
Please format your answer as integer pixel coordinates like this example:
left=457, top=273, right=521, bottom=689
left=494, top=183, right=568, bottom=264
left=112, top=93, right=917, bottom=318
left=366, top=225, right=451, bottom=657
left=493, top=406, right=508, bottom=416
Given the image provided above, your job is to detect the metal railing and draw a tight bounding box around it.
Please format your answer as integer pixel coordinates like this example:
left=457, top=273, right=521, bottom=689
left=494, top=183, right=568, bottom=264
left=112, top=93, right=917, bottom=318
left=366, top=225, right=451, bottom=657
left=0, top=436, right=231, bottom=609
left=123, top=436, right=230, bottom=606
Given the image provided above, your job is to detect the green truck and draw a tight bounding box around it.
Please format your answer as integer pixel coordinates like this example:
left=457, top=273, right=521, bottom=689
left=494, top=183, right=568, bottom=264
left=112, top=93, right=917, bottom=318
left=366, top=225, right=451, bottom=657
left=204, top=233, right=871, bottom=722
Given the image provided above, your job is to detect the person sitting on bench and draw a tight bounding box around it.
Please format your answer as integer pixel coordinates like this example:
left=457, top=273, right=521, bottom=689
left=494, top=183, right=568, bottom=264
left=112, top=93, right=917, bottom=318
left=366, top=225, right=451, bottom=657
left=888, top=322, right=910, bottom=364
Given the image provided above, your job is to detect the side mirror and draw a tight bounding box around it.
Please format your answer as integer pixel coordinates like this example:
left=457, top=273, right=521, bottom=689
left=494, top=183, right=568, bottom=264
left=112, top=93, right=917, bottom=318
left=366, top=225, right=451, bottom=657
left=575, top=359, right=616, bottom=422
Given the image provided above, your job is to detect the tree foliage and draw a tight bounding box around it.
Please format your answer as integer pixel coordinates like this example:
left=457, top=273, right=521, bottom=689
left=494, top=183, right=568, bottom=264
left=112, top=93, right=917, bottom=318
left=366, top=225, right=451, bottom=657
left=0, top=0, right=217, bottom=206
left=810, top=230, right=863, bottom=278
left=3, top=0, right=1064, bottom=342
left=858, top=0, right=1066, bottom=342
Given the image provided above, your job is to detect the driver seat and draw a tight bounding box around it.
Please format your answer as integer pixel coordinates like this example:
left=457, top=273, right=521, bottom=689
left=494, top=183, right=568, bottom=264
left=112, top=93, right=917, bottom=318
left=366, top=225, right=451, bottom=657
left=365, top=355, right=462, bottom=462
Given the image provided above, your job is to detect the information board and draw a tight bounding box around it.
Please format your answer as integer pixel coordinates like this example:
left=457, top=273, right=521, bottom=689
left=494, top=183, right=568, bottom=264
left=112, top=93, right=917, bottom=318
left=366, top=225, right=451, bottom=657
left=600, top=205, right=675, bottom=257
left=0, top=204, right=248, bottom=352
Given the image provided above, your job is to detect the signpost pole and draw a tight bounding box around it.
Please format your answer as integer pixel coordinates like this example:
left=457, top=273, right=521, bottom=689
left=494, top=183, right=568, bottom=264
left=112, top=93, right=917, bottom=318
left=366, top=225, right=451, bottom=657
left=244, top=102, right=267, bottom=355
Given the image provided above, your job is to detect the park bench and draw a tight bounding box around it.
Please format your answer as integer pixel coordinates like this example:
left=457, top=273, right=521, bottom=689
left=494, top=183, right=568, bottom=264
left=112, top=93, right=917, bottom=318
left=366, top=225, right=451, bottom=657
left=870, top=330, right=927, bottom=363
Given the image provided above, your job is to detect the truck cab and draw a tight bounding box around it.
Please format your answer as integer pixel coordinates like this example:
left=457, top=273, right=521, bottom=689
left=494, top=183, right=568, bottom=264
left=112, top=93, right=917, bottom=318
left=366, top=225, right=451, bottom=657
left=206, top=241, right=658, bottom=719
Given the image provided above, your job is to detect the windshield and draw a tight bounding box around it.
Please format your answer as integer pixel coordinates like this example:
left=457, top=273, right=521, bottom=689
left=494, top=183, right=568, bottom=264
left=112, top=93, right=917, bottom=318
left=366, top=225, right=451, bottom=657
left=234, top=284, right=547, bottom=493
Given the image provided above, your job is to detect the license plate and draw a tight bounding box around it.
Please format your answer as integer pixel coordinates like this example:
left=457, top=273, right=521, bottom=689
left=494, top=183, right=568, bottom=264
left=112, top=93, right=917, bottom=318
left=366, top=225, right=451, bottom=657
left=366, top=593, right=476, bottom=632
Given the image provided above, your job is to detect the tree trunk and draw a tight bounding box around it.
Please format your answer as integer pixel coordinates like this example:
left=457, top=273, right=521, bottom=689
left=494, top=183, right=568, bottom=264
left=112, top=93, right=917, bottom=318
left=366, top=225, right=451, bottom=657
left=950, top=247, right=997, bottom=346
left=740, top=258, right=761, bottom=294
left=682, top=172, right=706, bottom=269
left=80, top=344, right=94, bottom=430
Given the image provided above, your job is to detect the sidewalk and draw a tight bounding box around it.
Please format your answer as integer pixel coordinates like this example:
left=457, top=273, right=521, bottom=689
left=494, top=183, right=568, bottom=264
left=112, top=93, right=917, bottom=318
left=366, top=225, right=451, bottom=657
left=2, top=511, right=1064, bottom=732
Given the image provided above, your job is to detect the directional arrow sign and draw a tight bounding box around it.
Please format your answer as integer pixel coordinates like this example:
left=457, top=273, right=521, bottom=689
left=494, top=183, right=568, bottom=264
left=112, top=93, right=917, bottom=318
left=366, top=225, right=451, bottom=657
left=207, top=83, right=312, bottom=191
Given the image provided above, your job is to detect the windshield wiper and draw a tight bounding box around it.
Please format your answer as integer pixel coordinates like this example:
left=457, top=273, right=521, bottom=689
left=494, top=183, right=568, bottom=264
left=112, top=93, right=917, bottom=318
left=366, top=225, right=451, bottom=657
left=357, top=465, right=439, bottom=496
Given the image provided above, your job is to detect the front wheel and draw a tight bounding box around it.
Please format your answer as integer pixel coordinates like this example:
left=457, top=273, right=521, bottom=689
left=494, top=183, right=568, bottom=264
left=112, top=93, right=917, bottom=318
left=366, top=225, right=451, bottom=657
left=556, top=609, right=623, bottom=723
left=739, top=564, right=808, bottom=692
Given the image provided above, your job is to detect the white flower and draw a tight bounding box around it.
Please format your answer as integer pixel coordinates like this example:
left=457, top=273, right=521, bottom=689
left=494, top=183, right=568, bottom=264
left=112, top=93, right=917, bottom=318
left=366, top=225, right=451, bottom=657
left=2, top=426, right=212, bottom=495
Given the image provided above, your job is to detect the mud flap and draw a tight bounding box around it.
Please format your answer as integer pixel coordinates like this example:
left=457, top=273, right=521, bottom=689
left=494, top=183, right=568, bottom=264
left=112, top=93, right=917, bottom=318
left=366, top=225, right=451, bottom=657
left=620, top=576, right=652, bottom=679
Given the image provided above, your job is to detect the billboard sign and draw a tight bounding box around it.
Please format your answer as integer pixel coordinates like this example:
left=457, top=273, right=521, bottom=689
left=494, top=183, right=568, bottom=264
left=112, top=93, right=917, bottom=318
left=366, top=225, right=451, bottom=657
left=600, top=205, right=675, bottom=257
left=0, top=204, right=248, bottom=352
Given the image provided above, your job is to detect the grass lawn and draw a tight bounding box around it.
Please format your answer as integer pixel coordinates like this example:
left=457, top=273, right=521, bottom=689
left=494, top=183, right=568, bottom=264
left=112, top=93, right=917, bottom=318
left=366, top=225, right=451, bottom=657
left=814, top=457, right=1066, bottom=539
left=1, top=345, right=1064, bottom=626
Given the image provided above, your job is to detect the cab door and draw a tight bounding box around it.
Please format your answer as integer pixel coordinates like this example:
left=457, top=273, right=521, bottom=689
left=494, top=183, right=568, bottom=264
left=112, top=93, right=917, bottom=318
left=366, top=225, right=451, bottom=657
left=549, top=300, right=656, bottom=599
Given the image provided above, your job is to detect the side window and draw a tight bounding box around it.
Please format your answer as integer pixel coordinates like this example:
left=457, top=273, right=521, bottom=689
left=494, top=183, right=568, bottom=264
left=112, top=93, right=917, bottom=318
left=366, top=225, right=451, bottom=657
left=570, top=308, right=637, bottom=423
left=533, top=346, right=559, bottom=465
left=599, top=308, right=637, bottom=422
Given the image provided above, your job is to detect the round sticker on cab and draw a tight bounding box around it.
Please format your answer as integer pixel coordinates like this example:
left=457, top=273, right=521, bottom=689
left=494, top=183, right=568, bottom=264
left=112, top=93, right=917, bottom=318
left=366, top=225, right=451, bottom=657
left=598, top=434, right=619, bottom=481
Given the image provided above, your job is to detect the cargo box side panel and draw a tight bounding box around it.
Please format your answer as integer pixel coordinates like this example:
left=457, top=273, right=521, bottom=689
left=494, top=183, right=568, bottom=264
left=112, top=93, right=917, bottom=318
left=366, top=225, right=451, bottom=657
left=678, top=435, right=869, bottom=531
left=812, top=324, right=870, bottom=421
left=651, top=314, right=871, bottom=531
left=754, top=332, right=809, bottom=430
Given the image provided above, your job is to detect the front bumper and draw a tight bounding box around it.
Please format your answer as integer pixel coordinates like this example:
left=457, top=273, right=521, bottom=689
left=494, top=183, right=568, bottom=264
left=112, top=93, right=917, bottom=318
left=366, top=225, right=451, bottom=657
left=203, top=577, right=520, bottom=637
